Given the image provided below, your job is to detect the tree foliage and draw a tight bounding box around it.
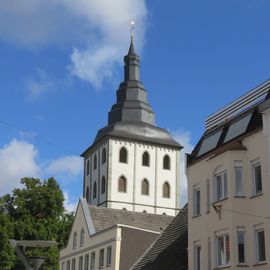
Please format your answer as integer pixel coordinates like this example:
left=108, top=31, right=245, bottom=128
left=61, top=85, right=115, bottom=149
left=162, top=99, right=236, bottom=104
left=0, top=177, right=74, bottom=270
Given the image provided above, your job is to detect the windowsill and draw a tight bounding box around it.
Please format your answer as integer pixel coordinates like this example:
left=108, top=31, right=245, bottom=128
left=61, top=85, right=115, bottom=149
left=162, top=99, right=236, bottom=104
left=192, top=214, right=201, bottom=218
left=253, top=262, right=267, bottom=266
left=234, top=195, right=246, bottom=198
left=214, top=265, right=231, bottom=270
left=212, top=197, right=228, bottom=204
left=236, top=264, right=249, bottom=267
left=250, top=192, right=263, bottom=199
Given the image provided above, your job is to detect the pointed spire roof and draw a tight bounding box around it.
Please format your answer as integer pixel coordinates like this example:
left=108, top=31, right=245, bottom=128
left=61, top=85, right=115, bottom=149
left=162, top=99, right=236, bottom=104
left=128, top=36, right=136, bottom=55
left=81, top=39, right=182, bottom=154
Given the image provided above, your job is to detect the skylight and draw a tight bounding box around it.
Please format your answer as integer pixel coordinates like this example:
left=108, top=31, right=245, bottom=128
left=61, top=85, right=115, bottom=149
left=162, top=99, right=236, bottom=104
left=224, top=113, right=252, bottom=143
left=198, top=130, right=223, bottom=156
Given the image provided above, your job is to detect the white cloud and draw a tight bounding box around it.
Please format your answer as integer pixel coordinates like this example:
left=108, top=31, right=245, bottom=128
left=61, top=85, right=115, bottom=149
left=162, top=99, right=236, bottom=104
left=0, top=139, right=83, bottom=197
left=25, top=68, right=54, bottom=100
left=172, top=130, right=194, bottom=207
left=0, top=0, right=148, bottom=88
left=0, top=139, right=40, bottom=195
left=46, top=156, right=83, bottom=179
left=63, top=191, right=78, bottom=213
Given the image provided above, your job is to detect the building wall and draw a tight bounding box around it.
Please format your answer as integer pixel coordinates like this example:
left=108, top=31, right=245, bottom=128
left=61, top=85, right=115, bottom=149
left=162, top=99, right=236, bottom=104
left=187, top=130, right=270, bottom=270
left=109, top=138, right=179, bottom=215
left=60, top=202, right=121, bottom=270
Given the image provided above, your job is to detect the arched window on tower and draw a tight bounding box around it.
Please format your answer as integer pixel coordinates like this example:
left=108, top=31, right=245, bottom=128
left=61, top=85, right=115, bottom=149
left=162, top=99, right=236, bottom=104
left=141, top=179, right=149, bottom=195
left=101, top=176, right=106, bottom=194
left=73, top=232, right=77, bottom=250
left=94, top=154, right=97, bottom=170
left=163, top=155, right=171, bottom=170
left=80, top=228, right=85, bottom=247
left=142, top=151, right=150, bottom=167
left=93, top=182, right=97, bottom=199
left=102, top=148, right=106, bottom=164
left=86, top=187, right=89, bottom=202
left=163, top=182, right=170, bottom=198
left=119, top=147, right=128, bottom=163
left=86, top=160, right=90, bottom=175
left=118, top=176, right=127, bottom=193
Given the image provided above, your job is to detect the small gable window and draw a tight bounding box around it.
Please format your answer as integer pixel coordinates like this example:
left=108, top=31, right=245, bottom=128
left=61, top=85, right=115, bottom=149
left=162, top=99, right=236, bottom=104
left=93, top=182, right=97, bottom=199
left=163, top=155, right=171, bottom=170
left=80, top=228, right=85, bottom=247
left=94, top=154, right=97, bottom=170
left=119, top=147, right=128, bottom=163
left=86, top=187, right=89, bottom=202
left=86, top=160, right=90, bottom=175
left=102, top=148, right=106, bottom=164
left=163, top=182, right=170, bottom=198
left=118, top=176, right=127, bottom=193
left=142, top=151, right=150, bottom=167
left=73, top=232, right=77, bottom=250
left=141, top=179, right=149, bottom=195
left=101, top=176, right=106, bottom=194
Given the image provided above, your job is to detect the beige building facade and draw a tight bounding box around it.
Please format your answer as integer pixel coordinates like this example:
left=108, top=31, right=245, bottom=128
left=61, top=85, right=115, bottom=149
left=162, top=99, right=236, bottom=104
left=59, top=198, right=172, bottom=270
left=187, top=80, right=270, bottom=270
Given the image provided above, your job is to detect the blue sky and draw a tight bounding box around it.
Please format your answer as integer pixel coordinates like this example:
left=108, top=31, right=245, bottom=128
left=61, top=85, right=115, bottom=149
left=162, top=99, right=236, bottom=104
left=1, top=0, right=270, bottom=209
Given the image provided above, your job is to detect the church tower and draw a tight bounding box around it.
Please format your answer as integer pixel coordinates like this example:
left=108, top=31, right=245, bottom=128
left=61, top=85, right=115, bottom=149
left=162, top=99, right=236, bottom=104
left=81, top=38, right=182, bottom=216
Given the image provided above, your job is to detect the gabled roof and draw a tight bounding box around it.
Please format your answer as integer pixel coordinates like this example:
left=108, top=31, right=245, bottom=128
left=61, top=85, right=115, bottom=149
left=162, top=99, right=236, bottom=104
left=88, top=204, right=173, bottom=233
left=130, top=205, right=188, bottom=270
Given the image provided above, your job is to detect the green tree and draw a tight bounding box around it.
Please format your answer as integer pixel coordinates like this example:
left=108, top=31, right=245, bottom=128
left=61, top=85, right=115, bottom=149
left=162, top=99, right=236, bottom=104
left=0, top=177, right=74, bottom=270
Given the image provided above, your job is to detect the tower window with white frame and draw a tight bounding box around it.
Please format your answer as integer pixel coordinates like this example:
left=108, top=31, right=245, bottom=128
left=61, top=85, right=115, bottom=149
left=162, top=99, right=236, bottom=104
left=234, top=161, right=244, bottom=196
left=119, top=147, right=128, bottom=163
left=193, top=185, right=201, bottom=216
left=252, top=161, right=262, bottom=195
left=216, top=233, right=230, bottom=267
left=214, top=170, right=227, bottom=201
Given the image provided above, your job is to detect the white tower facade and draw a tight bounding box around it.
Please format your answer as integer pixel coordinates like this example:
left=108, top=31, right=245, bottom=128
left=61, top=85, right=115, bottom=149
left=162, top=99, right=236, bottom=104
left=81, top=39, right=182, bottom=216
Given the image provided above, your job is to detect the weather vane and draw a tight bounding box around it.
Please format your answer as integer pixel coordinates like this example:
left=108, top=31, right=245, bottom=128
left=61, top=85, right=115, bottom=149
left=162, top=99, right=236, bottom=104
left=129, top=21, right=135, bottom=37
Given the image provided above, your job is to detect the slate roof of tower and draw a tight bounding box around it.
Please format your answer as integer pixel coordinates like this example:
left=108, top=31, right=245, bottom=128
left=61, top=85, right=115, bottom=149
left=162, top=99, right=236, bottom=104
left=88, top=205, right=173, bottom=233
left=82, top=39, right=181, bottom=156
left=131, top=205, right=188, bottom=270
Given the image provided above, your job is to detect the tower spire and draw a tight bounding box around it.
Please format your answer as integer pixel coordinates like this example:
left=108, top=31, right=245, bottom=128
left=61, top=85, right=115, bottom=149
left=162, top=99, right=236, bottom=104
left=124, top=36, right=140, bottom=82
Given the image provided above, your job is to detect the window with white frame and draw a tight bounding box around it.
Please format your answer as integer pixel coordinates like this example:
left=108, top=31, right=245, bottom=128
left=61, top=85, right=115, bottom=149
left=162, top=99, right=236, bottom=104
left=61, top=261, right=65, bottom=270
left=99, top=249, right=104, bottom=269
left=236, top=228, right=246, bottom=264
left=79, top=256, right=83, bottom=270
left=85, top=254, right=89, bottom=270
left=106, top=246, right=112, bottom=267
left=73, top=232, right=77, bottom=250
left=234, top=161, right=244, bottom=196
left=255, top=228, right=266, bottom=264
left=207, top=238, right=211, bottom=270
left=67, top=260, right=70, bottom=270
left=252, top=161, right=262, bottom=195
left=80, top=228, right=85, bottom=247
left=193, top=185, right=201, bottom=216
left=194, top=244, right=201, bottom=270
left=206, top=179, right=210, bottom=213
left=90, top=252, right=95, bottom=270
left=216, top=233, right=230, bottom=267
left=214, top=170, right=227, bottom=201
left=72, top=259, right=76, bottom=270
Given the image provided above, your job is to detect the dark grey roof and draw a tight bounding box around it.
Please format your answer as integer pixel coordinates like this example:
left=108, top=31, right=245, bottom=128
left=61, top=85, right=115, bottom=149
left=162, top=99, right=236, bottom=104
left=81, top=38, right=181, bottom=156
left=131, top=205, right=188, bottom=270
left=187, top=103, right=263, bottom=166
left=88, top=205, right=173, bottom=233
left=93, top=121, right=181, bottom=148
